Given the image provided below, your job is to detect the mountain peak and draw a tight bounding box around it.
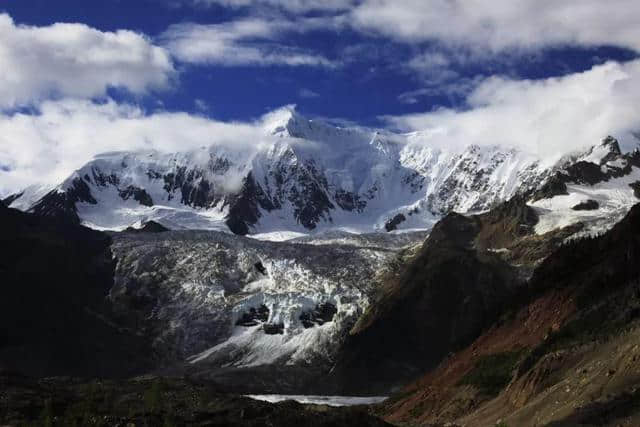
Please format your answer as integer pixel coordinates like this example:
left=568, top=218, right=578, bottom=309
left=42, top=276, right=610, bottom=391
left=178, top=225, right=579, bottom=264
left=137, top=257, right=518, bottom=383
left=262, top=105, right=307, bottom=137
left=575, top=135, right=623, bottom=165
left=601, top=135, right=622, bottom=155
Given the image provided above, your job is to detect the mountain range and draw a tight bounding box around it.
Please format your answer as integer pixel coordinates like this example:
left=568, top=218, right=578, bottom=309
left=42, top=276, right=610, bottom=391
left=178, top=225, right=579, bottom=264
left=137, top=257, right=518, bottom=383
left=4, top=113, right=640, bottom=426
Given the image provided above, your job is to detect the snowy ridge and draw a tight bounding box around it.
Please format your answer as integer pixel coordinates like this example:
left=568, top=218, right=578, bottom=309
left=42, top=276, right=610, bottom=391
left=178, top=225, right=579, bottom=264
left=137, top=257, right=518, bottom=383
left=9, top=108, right=547, bottom=236
left=529, top=136, right=640, bottom=237
left=9, top=108, right=640, bottom=239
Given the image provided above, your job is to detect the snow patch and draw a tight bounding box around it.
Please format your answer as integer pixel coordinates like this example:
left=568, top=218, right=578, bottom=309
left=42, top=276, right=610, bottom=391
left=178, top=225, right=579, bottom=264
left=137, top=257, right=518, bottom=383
left=245, top=394, right=388, bottom=407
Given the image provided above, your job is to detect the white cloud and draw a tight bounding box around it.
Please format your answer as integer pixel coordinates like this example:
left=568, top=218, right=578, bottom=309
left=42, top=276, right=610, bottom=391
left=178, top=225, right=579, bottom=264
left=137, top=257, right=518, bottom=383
left=194, top=98, right=210, bottom=112
left=351, top=0, right=640, bottom=53
left=387, top=60, right=640, bottom=160
left=398, top=76, right=485, bottom=105
left=407, top=52, right=451, bottom=71
left=3, top=60, right=640, bottom=196
left=161, top=18, right=336, bottom=67
left=0, top=14, right=174, bottom=109
left=298, top=88, right=320, bottom=98
left=0, top=98, right=271, bottom=195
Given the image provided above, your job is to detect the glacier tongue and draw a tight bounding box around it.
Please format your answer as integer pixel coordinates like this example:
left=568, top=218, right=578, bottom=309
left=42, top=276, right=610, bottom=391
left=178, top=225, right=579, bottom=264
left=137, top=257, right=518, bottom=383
left=109, top=229, right=426, bottom=369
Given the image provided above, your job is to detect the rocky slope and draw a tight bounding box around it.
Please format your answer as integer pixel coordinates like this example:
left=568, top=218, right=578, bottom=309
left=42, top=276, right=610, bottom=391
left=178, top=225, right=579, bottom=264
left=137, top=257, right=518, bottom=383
left=374, top=200, right=640, bottom=425
left=331, top=196, right=577, bottom=394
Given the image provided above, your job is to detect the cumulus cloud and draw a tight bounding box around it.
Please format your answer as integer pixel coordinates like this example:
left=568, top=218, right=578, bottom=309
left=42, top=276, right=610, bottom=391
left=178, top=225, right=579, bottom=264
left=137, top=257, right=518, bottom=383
left=387, top=60, right=640, bottom=160
left=0, top=14, right=174, bottom=109
left=350, top=0, right=640, bottom=53
left=0, top=98, right=271, bottom=195
left=161, top=18, right=336, bottom=67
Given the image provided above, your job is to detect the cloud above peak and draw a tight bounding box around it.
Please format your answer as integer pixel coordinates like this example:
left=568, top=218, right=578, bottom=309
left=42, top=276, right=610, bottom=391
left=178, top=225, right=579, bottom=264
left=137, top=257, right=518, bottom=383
left=0, top=98, right=273, bottom=195
left=183, top=1, right=640, bottom=55
left=0, top=14, right=174, bottom=109
left=160, top=18, right=337, bottom=67
left=388, top=59, right=640, bottom=160
left=350, top=0, right=640, bottom=53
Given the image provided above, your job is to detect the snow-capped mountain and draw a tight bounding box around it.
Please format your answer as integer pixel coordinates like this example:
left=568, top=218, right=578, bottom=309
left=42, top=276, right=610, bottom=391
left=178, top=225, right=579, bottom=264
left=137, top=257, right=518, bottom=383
left=7, top=108, right=640, bottom=239
left=6, top=108, right=549, bottom=237
left=6, top=109, right=640, bottom=399
left=530, top=136, right=640, bottom=237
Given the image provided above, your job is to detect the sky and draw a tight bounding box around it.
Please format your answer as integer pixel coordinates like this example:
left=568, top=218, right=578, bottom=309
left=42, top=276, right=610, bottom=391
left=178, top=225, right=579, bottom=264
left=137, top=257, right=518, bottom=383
left=1, top=0, right=640, bottom=195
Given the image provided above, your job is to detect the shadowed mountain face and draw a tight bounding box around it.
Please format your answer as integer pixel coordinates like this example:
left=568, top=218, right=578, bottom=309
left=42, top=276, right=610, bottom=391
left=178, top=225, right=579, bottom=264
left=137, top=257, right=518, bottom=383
left=0, top=204, right=152, bottom=378
left=331, top=198, right=539, bottom=393
left=376, top=203, right=640, bottom=425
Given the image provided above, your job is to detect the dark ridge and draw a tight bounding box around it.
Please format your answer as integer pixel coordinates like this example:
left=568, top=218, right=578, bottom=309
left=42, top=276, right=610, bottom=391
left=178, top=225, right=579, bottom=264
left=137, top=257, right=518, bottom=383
left=225, top=172, right=275, bottom=235
left=300, top=302, right=338, bottom=328
left=254, top=261, right=267, bottom=275
left=124, top=220, right=169, bottom=233
left=572, top=199, right=599, bottom=211
left=162, top=163, right=226, bottom=209
left=333, top=203, right=525, bottom=393
left=630, top=181, right=640, bottom=198
left=384, top=213, right=406, bottom=232
left=118, top=185, right=154, bottom=207
left=236, top=305, right=270, bottom=327
left=0, top=206, right=152, bottom=378
left=563, top=161, right=609, bottom=185
left=531, top=137, right=640, bottom=202
left=29, top=178, right=96, bottom=224
left=334, top=189, right=366, bottom=212
left=289, top=161, right=335, bottom=229
left=529, top=202, right=640, bottom=306
left=531, top=173, right=569, bottom=201
left=263, top=323, right=285, bottom=335
left=2, top=192, right=23, bottom=207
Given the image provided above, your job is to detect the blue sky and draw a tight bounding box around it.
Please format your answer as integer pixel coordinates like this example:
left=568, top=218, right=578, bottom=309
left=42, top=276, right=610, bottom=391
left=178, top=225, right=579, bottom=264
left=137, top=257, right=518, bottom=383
left=1, top=0, right=637, bottom=124
left=2, top=0, right=640, bottom=193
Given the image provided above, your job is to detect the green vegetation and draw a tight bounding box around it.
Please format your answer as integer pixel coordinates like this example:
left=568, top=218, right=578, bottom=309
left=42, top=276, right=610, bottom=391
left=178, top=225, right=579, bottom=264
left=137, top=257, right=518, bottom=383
left=458, top=350, right=525, bottom=396
left=38, top=399, right=53, bottom=427
left=144, top=378, right=164, bottom=414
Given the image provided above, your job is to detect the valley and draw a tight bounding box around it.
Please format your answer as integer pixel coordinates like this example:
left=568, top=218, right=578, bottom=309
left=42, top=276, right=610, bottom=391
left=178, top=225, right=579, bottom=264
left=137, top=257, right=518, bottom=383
left=3, top=117, right=640, bottom=426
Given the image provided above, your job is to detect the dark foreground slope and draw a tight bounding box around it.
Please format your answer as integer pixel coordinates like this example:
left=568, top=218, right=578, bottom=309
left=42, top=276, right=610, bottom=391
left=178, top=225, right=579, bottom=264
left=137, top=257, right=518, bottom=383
left=0, top=204, right=152, bottom=378
left=379, top=203, right=640, bottom=426
left=332, top=197, right=574, bottom=393
left=0, top=204, right=389, bottom=426
left=0, top=374, right=389, bottom=427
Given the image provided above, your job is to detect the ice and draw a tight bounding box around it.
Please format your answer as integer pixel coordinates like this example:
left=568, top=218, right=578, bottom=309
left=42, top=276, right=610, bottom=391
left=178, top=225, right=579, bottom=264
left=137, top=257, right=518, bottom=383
left=245, top=394, right=388, bottom=407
